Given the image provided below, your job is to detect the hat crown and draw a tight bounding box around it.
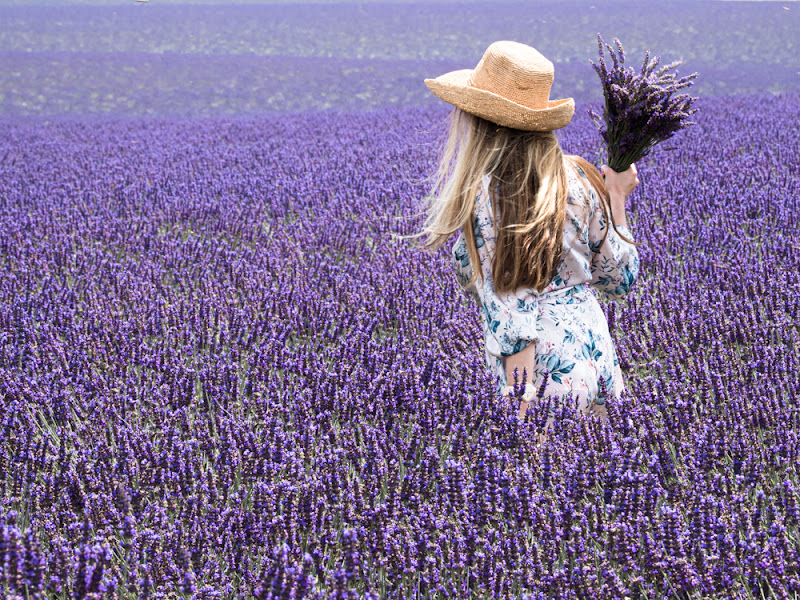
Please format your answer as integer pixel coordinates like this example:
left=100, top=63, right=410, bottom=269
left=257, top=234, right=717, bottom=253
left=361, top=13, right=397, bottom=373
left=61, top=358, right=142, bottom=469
left=423, top=39, right=574, bottom=131
left=469, top=41, right=554, bottom=111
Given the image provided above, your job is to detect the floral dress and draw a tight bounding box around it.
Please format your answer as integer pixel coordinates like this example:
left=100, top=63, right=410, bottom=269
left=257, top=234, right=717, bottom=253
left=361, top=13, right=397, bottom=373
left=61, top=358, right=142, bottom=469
left=451, top=158, right=640, bottom=411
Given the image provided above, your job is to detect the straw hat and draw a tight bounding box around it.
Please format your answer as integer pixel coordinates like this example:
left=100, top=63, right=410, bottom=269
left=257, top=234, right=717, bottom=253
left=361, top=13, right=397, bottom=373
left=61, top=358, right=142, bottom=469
left=424, top=41, right=574, bottom=132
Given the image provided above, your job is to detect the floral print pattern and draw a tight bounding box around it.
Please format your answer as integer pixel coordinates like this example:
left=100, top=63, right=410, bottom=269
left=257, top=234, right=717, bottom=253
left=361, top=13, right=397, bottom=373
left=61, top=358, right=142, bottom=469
left=451, top=159, right=640, bottom=406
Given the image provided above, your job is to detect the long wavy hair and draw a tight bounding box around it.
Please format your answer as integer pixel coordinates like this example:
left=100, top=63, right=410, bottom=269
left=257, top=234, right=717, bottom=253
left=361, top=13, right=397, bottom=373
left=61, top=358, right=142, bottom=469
left=414, top=107, right=637, bottom=294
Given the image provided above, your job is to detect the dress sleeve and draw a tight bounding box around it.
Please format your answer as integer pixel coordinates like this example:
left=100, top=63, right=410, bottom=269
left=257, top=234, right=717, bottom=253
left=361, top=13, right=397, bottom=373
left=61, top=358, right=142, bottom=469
left=451, top=229, right=479, bottom=299
left=586, top=183, right=640, bottom=297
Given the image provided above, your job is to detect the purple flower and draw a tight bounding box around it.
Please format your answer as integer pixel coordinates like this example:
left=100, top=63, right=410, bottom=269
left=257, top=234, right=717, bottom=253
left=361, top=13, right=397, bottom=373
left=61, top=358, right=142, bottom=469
left=589, top=34, right=699, bottom=171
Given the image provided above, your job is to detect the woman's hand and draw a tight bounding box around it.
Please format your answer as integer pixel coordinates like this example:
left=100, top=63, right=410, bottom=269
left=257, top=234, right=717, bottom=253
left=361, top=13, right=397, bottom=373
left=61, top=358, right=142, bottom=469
left=601, top=163, right=639, bottom=229
left=601, top=163, right=639, bottom=200
left=505, top=342, right=537, bottom=387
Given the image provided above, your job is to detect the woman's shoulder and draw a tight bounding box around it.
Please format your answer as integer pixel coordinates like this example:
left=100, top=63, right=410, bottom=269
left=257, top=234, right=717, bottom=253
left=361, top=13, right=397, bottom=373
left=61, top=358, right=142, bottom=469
left=563, top=157, right=591, bottom=203
left=564, top=154, right=597, bottom=182
left=565, top=155, right=602, bottom=204
left=564, top=154, right=584, bottom=177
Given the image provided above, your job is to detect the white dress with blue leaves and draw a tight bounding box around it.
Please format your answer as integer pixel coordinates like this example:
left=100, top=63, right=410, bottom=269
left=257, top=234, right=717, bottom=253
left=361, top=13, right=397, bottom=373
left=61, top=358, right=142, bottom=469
left=451, top=159, right=640, bottom=406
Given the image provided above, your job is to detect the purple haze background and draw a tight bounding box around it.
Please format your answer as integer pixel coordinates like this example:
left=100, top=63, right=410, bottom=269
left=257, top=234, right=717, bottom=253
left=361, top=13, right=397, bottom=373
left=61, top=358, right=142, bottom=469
left=1, top=1, right=799, bottom=598
left=1, top=1, right=799, bottom=117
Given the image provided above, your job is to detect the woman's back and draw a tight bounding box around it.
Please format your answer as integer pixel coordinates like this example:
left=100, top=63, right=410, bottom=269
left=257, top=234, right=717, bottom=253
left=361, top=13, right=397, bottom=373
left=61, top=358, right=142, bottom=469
left=451, top=157, right=640, bottom=404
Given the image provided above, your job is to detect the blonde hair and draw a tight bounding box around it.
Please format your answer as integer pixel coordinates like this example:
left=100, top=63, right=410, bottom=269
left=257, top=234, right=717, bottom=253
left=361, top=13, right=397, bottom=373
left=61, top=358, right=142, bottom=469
left=410, top=107, right=636, bottom=294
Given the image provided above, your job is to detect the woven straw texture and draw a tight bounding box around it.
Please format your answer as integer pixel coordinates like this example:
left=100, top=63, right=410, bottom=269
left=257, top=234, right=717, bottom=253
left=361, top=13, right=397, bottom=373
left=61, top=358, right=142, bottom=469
left=424, top=40, right=574, bottom=131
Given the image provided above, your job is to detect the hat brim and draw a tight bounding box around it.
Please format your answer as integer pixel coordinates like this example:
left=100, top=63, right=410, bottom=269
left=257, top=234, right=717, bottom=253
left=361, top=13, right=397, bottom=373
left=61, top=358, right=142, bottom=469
left=424, top=68, right=574, bottom=131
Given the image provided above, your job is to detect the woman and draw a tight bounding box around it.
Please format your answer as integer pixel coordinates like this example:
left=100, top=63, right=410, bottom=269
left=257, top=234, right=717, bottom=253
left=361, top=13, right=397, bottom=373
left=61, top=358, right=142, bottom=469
left=418, top=41, right=641, bottom=431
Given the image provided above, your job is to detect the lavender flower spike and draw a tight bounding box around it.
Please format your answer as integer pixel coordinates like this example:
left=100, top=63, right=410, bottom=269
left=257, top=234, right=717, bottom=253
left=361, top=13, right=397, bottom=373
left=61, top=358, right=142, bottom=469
left=589, top=33, right=699, bottom=172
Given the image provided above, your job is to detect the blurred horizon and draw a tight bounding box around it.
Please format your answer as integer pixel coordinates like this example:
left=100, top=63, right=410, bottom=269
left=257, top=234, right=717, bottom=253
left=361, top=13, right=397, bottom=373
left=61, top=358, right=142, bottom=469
left=1, top=0, right=799, bottom=5
left=1, top=0, right=798, bottom=117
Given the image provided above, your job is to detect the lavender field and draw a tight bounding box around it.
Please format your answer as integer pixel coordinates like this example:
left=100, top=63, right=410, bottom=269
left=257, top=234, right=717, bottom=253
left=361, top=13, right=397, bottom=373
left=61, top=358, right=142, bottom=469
left=1, top=1, right=800, bottom=599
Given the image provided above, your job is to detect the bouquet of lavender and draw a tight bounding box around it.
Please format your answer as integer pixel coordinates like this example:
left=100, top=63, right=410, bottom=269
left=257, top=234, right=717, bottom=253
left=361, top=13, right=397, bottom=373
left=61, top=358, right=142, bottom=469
left=588, top=34, right=699, bottom=173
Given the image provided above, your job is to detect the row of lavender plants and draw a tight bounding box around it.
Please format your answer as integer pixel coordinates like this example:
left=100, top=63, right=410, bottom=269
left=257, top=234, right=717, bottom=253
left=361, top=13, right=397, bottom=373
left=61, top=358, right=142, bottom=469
left=3, top=50, right=798, bottom=119
left=0, top=93, right=798, bottom=598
